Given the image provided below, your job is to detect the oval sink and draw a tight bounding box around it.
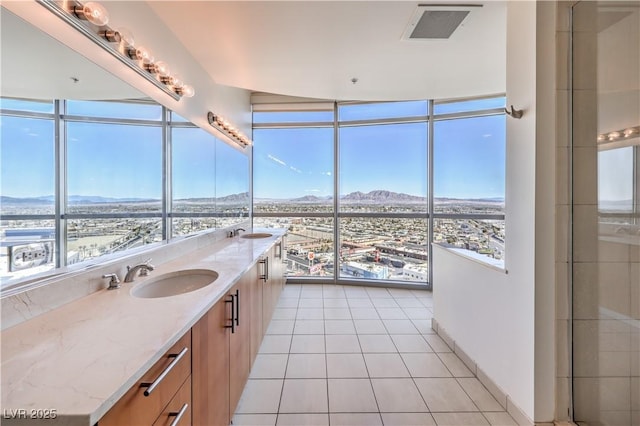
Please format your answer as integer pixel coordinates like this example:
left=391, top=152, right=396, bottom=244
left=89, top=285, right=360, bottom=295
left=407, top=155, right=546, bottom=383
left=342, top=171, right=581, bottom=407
left=240, top=233, right=273, bottom=239
left=131, top=269, right=218, bottom=299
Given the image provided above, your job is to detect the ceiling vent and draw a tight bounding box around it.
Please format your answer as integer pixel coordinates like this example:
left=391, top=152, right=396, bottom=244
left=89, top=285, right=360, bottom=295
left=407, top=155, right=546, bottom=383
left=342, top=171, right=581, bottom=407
left=402, top=4, right=482, bottom=40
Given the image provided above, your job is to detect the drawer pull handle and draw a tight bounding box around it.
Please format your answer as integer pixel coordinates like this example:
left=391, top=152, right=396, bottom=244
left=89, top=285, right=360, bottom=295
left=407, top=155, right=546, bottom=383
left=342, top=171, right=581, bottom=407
left=140, top=347, right=188, bottom=396
left=169, top=403, right=189, bottom=426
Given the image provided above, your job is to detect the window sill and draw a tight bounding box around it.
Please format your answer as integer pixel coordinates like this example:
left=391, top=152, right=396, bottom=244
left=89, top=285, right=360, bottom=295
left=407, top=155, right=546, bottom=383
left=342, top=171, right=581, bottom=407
left=432, top=243, right=507, bottom=274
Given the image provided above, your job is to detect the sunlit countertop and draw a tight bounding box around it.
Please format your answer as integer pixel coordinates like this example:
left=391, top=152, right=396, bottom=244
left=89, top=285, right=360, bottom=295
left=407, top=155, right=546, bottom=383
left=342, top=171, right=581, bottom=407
left=0, top=229, right=285, bottom=426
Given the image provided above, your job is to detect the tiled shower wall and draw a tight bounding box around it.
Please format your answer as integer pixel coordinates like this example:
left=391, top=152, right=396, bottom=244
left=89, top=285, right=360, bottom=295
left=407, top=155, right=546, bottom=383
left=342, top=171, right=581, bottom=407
left=570, top=1, right=640, bottom=425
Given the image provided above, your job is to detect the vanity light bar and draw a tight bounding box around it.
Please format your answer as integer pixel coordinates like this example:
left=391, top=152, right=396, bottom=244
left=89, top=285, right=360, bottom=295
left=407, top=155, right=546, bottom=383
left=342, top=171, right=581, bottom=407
left=208, top=112, right=252, bottom=148
left=597, top=125, right=640, bottom=143
left=36, top=0, right=194, bottom=101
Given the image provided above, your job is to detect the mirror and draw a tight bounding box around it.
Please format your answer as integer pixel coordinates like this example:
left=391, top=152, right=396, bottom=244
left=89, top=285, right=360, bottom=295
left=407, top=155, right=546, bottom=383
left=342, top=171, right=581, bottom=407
left=0, top=8, right=250, bottom=287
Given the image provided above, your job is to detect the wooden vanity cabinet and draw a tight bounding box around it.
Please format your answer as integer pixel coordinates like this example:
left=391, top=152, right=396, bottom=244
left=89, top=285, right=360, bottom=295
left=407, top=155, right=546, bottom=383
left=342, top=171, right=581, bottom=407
left=98, top=331, right=191, bottom=426
left=262, top=239, right=286, bottom=334
left=228, top=278, right=252, bottom=415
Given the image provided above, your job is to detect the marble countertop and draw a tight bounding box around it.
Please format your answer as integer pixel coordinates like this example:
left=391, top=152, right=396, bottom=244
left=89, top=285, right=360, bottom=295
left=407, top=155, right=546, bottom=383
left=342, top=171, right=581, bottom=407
left=0, top=230, right=285, bottom=426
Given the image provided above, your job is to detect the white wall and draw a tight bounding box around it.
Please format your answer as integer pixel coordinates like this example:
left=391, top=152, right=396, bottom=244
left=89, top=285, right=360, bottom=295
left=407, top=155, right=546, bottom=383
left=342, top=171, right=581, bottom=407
left=2, top=1, right=251, bottom=148
left=433, top=1, right=557, bottom=423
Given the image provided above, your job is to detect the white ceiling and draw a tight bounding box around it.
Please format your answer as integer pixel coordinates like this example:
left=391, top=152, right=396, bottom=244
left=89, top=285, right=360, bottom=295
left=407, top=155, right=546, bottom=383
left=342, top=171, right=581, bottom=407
left=148, top=1, right=507, bottom=101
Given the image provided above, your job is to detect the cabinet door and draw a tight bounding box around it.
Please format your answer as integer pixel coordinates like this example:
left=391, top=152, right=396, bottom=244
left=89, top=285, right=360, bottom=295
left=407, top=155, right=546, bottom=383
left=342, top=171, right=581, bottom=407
left=261, top=254, right=273, bottom=335
left=249, top=262, right=263, bottom=363
left=192, top=299, right=230, bottom=426
left=229, top=279, right=252, bottom=416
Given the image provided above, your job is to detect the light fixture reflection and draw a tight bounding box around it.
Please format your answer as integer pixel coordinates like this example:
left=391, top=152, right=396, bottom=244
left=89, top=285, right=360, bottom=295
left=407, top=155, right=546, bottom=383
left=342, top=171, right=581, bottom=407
left=73, top=1, right=109, bottom=26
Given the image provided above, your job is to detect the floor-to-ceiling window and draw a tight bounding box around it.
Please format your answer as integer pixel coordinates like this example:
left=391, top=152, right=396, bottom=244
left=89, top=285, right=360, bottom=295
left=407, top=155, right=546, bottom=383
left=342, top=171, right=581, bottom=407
left=252, top=96, right=505, bottom=287
left=0, top=99, right=250, bottom=287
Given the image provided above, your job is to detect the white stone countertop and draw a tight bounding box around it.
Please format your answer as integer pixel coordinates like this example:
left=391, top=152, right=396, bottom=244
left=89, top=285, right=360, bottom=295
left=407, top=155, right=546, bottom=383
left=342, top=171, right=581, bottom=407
left=0, top=229, right=285, bottom=426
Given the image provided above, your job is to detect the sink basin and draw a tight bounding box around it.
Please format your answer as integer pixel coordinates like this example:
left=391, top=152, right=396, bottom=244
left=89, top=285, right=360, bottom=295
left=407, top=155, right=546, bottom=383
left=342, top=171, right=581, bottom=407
left=131, top=269, right=218, bottom=299
left=240, top=232, right=273, bottom=239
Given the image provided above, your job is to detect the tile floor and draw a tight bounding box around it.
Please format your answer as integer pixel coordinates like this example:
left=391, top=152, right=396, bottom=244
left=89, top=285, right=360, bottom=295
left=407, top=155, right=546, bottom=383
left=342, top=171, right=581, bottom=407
left=232, top=284, right=517, bottom=426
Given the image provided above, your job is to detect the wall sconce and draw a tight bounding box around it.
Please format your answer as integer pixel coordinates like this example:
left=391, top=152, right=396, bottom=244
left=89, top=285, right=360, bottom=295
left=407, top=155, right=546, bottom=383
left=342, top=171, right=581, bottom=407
left=36, top=0, right=194, bottom=100
left=208, top=112, right=251, bottom=148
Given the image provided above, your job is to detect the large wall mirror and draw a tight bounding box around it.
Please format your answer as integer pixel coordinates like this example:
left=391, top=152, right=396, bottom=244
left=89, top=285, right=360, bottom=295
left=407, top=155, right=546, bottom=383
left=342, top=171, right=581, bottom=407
left=0, top=8, right=249, bottom=288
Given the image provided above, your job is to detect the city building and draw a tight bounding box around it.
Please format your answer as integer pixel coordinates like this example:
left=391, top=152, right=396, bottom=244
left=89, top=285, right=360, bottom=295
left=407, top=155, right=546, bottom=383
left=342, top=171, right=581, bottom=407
left=0, top=1, right=638, bottom=425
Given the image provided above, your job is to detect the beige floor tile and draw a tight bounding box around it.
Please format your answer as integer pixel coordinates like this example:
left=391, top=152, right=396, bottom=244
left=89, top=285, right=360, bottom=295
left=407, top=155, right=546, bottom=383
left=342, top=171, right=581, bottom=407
left=273, top=308, right=298, bottom=320
left=402, top=307, right=433, bottom=320
left=290, top=334, right=325, bottom=353
left=277, top=298, right=300, bottom=308
left=325, top=334, right=361, bottom=353
left=325, top=319, right=356, bottom=334
left=281, top=289, right=301, bottom=299
left=296, top=308, right=324, bottom=320
left=395, top=298, right=424, bottom=308
left=326, top=353, right=369, bottom=378
left=324, top=308, right=352, bottom=319
left=417, top=297, right=433, bottom=308
left=483, top=411, right=517, bottom=425
left=412, top=319, right=435, bottom=334
left=432, top=412, right=489, bottom=426
left=299, top=298, right=324, bottom=308
left=266, top=320, right=295, bottom=335
left=390, top=334, right=432, bottom=352
left=414, top=378, right=478, bottom=412
left=364, top=353, right=410, bottom=377
left=359, top=334, right=397, bottom=353
left=286, top=353, right=326, bottom=378
left=233, top=413, right=278, bottom=426
left=236, top=379, right=284, bottom=413
left=294, top=320, right=325, bottom=334
left=330, top=413, right=383, bottom=426
left=381, top=412, right=436, bottom=426
left=260, top=335, right=293, bottom=354
left=372, top=298, right=400, bottom=308
left=279, top=379, right=328, bottom=413
left=370, top=378, right=429, bottom=412
left=424, top=334, right=453, bottom=352
left=388, top=288, right=416, bottom=298
left=250, top=354, right=289, bottom=379
left=401, top=353, right=451, bottom=378
left=348, top=298, right=375, bottom=308
left=323, top=286, right=346, bottom=299
left=328, top=379, right=379, bottom=412
left=323, top=298, right=350, bottom=308
left=344, top=287, right=370, bottom=297
left=438, top=352, right=474, bottom=377
left=376, top=308, right=408, bottom=319
left=300, top=287, right=324, bottom=298
left=458, top=378, right=503, bottom=412
left=383, top=319, right=419, bottom=334
left=276, top=413, right=329, bottom=425
left=350, top=308, right=380, bottom=319
left=366, top=287, right=392, bottom=298
left=354, top=319, right=387, bottom=334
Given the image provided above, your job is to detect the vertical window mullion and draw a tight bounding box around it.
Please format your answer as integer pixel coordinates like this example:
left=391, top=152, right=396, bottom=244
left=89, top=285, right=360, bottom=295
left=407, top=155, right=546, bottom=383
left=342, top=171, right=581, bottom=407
left=55, top=99, right=67, bottom=268
left=428, top=100, right=434, bottom=289
left=333, top=101, right=339, bottom=285
left=163, top=106, right=171, bottom=240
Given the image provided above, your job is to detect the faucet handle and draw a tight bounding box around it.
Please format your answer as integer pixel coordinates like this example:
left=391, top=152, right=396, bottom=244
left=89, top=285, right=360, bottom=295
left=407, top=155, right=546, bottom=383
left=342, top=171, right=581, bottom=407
left=140, top=258, right=154, bottom=276
left=102, top=273, right=121, bottom=290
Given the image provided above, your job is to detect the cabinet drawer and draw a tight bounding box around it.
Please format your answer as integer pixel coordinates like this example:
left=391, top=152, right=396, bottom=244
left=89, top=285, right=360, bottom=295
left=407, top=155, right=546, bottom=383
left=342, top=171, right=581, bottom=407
left=99, top=331, right=192, bottom=426
left=153, top=375, right=191, bottom=426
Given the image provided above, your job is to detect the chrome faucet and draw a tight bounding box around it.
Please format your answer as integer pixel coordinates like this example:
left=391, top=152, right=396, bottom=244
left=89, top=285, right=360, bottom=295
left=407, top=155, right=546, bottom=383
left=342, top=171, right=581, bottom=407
left=124, top=259, right=155, bottom=282
left=233, top=228, right=246, bottom=237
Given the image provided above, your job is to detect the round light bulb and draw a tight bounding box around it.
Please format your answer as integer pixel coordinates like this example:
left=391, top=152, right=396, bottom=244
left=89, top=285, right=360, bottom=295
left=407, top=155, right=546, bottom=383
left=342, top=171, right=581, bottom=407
left=623, top=127, right=636, bottom=137
left=171, top=74, right=184, bottom=89
left=608, top=131, right=621, bottom=140
left=82, top=2, right=109, bottom=26
left=117, top=28, right=135, bottom=47
left=181, top=85, right=195, bottom=98
left=597, top=134, right=606, bottom=142
left=154, top=61, right=170, bottom=76
left=135, top=46, right=154, bottom=63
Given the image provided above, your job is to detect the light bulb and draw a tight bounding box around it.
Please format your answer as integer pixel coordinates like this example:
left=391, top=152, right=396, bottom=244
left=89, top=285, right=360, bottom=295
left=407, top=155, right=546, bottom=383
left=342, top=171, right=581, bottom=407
left=117, top=28, right=135, bottom=47
left=608, top=131, right=621, bottom=140
left=74, top=2, right=110, bottom=26
left=171, top=75, right=184, bottom=89
left=134, top=46, right=154, bottom=63
left=154, top=61, right=170, bottom=76
left=98, top=29, right=121, bottom=43
left=623, top=127, right=637, bottom=137
left=597, top=134, right=606, bottom=142
left=181, top=85, right=195, bottom=98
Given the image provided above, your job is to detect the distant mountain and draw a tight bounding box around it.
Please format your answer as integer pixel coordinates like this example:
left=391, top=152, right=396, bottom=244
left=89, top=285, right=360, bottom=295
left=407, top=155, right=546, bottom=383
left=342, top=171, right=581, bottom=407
left=1, top=195, right=158, bottom=205
left=290, top=195, right=332, bottom=202
left=217, top=192, right=249, bottom=203
left=1, top=195, right=53, bottom=205
left=341, top=190, right=426, bottom=203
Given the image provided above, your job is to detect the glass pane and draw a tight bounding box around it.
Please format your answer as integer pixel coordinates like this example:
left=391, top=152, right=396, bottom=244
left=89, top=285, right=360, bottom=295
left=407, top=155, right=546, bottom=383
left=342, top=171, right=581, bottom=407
left=1, top=219, right=56, bottom=285
left=433, top=218, right=505, bottom=262
left=598, top=146, right=634, bottom=213
left=339, top=122, right=427, bottom=213
left=172, top=217, right=216, bottom=237
left=434, top=97, right=506, bottom=115
left=216, top=139, right=249, bottom=220
left=339, top=217, right=429, bottom=282
left=253, top=110, right=334, bottom=124
left=171, top=112, right=189, bottom=122
left=66, top=100, right=163, bottom=121
left=172, top=127, right=216, bottom=214
left=253, top=128, right=334, bottom=213
left=66, top=218, right=162, bottom=262
left=67, top=122, right=162, bottom=213
left=253, top=216, right=334, bottom=278
left=1, top=115, right=55, bottom=214
left=0, top=98, right=54, bottom=113
left=434, top=115, right=505, bottom=213
left=339, top=101, right=427, bottom=122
